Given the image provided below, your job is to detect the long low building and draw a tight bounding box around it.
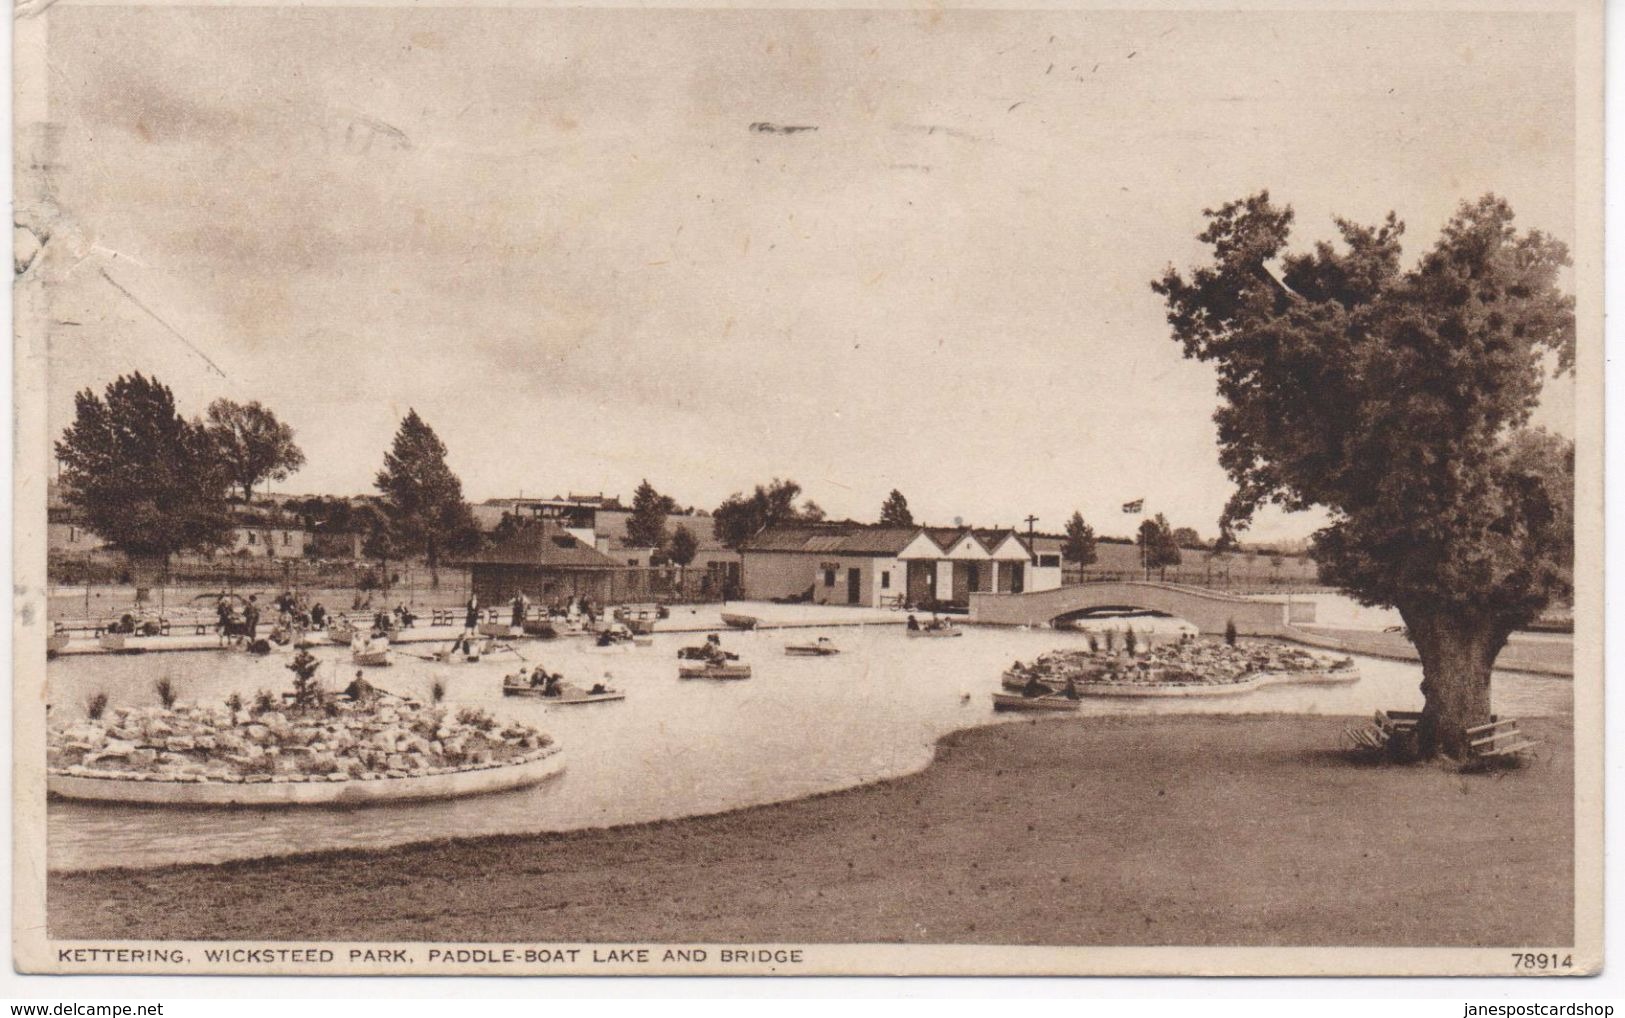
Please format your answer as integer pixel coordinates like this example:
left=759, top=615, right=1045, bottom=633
left=739, top=525, right=1064, bottom=609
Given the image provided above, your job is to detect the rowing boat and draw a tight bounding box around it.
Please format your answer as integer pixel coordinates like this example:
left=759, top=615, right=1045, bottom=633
left=784, top=639, right=840, bottom=657
left=720, top=612, right=760, bottom=631
left=991, top=692, right=1080, bottom=712
left=502, top=679, right=625, bottom=704
left=906, top=625, right=962, bottom=638
left=676, top=663, right=750, bottom=676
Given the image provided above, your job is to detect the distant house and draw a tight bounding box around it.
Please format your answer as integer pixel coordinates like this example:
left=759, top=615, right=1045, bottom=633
left=452, top=521, right=624, bottom=603
left=738, top=524, right=1064, bottom=608
left=476, top=493, right=742, bottom=595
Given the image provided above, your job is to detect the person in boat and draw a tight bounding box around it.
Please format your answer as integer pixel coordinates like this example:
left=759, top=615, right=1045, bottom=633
left=311, top=602, right=327, bottom=629
left=1062, top=674, right=1080, bottom=700
left=906, top=614, right=921, bottom=632
left=588, top=681, right=609, bottom=695
left=543, top=672, right=562, bottom=697
left=344, top=670, right=378, bottom=702
left=1022, top=672, right=1052, bottom=698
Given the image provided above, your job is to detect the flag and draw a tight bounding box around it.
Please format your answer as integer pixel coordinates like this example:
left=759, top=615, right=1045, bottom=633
left=1121, top=499, right=1144, bottom=514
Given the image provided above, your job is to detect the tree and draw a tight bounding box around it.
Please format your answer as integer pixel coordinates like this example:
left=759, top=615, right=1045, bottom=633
left=879, top=489, right=915, bottom=527
left=627, top=480, right=673, bottom=553
left=1062, top=511, right=1097, bottom=567
left=712, top=478, right=823, bottom=548
left=373, top=410, right=480, bottom=588
left=669, top=524, right=699, bottom=589
left=1152, top=192, right=1575, bottom=758
left=55, top=373, right=235, bottom=575
left=1172, top=527, right=1203, bottom=550
left=206, top=399, right=306, bottom=504
left=1136, top=514, right=1181, bottom=579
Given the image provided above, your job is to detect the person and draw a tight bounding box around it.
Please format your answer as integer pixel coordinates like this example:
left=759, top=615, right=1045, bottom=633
left=1022, top=672, right=1051, bottom=698
left=344, top=670, right=377, bottom=702
left=906, top=614, right=921, bottom=632
left=589, top=681, right=609, bottom=696
left=543, top=672, right=562, bottom=697
left=243, top=596, right=260, bottom=642
left=464, top=593, right=479, bottom=631
left=311, top=602, right=327, bottom=629
left=1063, top=674, right=1080, bottom=701
left=373, top=609, right=391, bottom=636
left=596, top=629, right=616, bottom=648
left=215, top=597, right=234, bottom=643
left=511, top=593, right=528, bottom=628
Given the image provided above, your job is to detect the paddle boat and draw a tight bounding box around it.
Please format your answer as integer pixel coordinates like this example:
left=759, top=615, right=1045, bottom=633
left=721, top=612, right=760, bottom=631
left=432, top=636, right=494, bottom=663
left=502, top=675, right=624, bottom=704
left=679, top=662, right=753, bottom=680
left=46, top=629, right=70, bottom=658
left=784, top=637, right=840, bottom=657
left=351, top=635, right=393, bottom=667
left=327, top=620, right=360, bottom=645
left=992, top=692, right=1081, bottom=713
left=906, top=618, right=962, bottom=638
left=96, top=632, right=148, bottom=654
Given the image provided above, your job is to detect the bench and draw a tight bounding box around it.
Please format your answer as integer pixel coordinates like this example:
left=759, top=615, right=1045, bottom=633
left=1466, top=718, right=1541, bottom=763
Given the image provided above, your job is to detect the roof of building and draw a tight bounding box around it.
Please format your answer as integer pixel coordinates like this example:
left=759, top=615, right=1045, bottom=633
left=453, top=524, right=619, bottom=569
left=740, top=525, right=921, bottom=557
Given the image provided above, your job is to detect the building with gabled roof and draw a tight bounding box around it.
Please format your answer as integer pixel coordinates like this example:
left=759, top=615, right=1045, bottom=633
left=738, top=523, right=1062, bottom=608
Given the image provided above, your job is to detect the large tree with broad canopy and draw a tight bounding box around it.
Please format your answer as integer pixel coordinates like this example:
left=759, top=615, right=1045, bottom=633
left=1151, top=193, right=1574, bottom=759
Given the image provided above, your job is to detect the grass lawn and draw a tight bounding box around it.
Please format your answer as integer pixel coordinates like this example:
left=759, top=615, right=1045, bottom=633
left=49, top=713, right=1573, bottom=946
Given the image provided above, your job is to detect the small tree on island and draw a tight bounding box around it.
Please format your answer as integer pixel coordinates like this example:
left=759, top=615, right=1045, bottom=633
left=285, top=649, right=321, bottom=709
left=1152, top=192, right=1574, bottom=759
left=879, top=489, right=915, bottom=527
left=373, top=410, right=481, bottom=589
left=206, top=398, right=306, bottom=504
left=55, top=373, right=235, bottom=582
left=1063, top=511, right=1098, bottom=569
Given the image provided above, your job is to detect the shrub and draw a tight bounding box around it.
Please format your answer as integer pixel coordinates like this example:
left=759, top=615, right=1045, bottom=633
left=1124, top=626, right=1138, bottom=654
left=455, top=707, right=498, bottom=733
left=431, top=680, right=446, bottom=705
left=225, top=692, right=244, bottom=717
left=153, top=677, right=178, bottom=709
left=1224, top=619, right=1238, bottom=646
left=85, top=691, right=109, bottom=721
left=252, top=689, right=277, bottom=716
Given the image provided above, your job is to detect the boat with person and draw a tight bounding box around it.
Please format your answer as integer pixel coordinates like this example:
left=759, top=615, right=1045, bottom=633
left=721, top=612, right=760, bottom=631
left=351, top=635, right=392, bottom=667
left=502, top=676, right=624, bottom=704
left=679, top=662, right=753, bottom=680
left=784, top=637, right=840, bottom=657
left=906, top=618, right=962, bottom=638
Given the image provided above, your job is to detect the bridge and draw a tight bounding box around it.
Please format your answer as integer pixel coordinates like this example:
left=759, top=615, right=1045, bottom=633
left=968, top=581, right=1310, bottom=635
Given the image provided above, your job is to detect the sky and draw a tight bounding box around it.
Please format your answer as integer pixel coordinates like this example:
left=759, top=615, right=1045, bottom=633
left=32, top=6, right=1578, bottom=543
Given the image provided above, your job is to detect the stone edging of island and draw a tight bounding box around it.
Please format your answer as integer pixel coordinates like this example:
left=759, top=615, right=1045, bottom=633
left=1068, top=667, right=1361, bottom=698
left=46, top=745, right=565, bottom=807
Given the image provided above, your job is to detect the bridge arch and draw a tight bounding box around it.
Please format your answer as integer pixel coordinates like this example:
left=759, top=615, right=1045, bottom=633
left=968, top=581, right=1295, bottom=635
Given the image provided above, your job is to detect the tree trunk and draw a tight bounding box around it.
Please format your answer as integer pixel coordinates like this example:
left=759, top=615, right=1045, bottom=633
left=428, top=545, right=441, bottom=590
left=1399, top=606, right=1510, bottom=760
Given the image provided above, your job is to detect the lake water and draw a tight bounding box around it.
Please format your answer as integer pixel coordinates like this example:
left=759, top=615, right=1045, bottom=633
left=46, top=620, right=1572, bottom=871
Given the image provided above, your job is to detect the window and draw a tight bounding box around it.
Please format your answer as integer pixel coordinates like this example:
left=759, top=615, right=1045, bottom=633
left=881, top=571, right=891, bottom=589
left=283, top=531, right=292, bottom=546
left=824, top=569, right=836, bottom=587
left=1038, top=554, right=1060, bottom=568
left=68, top=526, right=78, bottom=543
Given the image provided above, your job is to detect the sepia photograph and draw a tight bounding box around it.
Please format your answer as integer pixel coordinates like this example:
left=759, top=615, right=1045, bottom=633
left=11, top=0, right=1604, bottom=977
